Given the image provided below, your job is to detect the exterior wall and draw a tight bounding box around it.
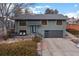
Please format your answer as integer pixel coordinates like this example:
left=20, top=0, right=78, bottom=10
left=38, top=20, right=67, bottom=37
left=15, top=21, right=19, bottom=34
left=26, top=21, right=41, bottom=34
left=15, top=20, right=67, bottom=37
left=15, top=21, right=27, bottom=35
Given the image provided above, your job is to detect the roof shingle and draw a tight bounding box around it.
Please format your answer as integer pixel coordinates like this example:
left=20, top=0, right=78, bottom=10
left=12, top=14, right=67, bottom=20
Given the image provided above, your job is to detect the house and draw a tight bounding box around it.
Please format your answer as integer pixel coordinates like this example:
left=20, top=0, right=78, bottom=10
left=76, top=19, right=79, bottom=24
left=67, top=18, right=77, bottom=24
left=12, top=14, right=67, bottom=38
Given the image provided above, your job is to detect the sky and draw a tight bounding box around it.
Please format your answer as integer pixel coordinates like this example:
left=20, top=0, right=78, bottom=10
left=28, top=3, right=79, bottom=18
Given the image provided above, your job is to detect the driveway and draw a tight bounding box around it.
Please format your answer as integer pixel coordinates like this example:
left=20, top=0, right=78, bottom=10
left=42, top=38, right=79, bottom=56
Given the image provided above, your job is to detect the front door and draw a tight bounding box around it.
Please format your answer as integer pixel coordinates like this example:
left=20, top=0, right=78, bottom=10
left=30, top=25, right=38, bottom=34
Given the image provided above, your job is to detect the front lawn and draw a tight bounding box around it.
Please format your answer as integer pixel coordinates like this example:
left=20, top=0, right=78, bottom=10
left=0, top=40, right=37, bottom=56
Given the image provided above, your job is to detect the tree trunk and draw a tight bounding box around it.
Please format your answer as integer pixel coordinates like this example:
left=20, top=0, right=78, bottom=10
left=0, top=19, right=7, bottom=36
left=3, top=17, right=8, bottom=36
left=3, top=25, right=7, bottom=36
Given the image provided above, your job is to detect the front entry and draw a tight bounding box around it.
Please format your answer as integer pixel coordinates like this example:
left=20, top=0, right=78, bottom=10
left=30, top=25, right=38, bottom=34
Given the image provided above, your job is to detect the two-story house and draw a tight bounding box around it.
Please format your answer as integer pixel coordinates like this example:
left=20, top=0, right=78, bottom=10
left=12, top=14, right=67, bottom=38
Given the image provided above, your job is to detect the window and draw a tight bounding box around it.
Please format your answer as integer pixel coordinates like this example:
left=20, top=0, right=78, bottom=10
left=19, top=30, right=26, bottom=35
left=19, top=20, right=26, bottom=26
left=42, top=20, right=47, bottom=25
left=56, top=20, right=62, bottom=25
left=30, top=25, right=37, bottom=33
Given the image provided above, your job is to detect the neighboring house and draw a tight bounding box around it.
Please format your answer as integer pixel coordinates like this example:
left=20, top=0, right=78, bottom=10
left=76, top=19, right=79, bottom=24
left=12, top=14, right=67, bottom=38
left=67, top=18, right=77, bottom=24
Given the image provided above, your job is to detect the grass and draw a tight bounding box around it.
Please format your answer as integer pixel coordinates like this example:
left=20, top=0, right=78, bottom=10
left=0, top=40, right=37, bottom=56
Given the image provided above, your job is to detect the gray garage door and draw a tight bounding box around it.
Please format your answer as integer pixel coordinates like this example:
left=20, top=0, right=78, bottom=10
left=44, top=30, right=63, bottom=38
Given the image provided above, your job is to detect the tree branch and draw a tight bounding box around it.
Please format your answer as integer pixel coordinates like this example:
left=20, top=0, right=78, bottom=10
left=6, top=3, right=12, bottom=16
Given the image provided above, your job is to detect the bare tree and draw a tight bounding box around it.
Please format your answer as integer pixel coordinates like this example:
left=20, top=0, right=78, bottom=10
left=45, top=8, right=51, bottom=14
left=0, top=3, right=33, bottom=35
left=54, top=9, right=59, bottom=14
left=45, top=8, right=59, bottom=14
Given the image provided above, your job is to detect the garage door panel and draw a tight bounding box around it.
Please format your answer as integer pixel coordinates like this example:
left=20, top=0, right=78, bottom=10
left=44, top=30, right=63, bottom=38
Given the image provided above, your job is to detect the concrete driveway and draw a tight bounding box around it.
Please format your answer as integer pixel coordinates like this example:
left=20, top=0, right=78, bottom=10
left=42, top=38, right=79, bottom=56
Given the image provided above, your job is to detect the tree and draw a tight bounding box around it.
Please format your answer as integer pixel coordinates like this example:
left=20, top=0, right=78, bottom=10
left=45, top=8, right=54, bottom=14
left=45, top=8, right=50, bottom=14
left=0, top=3, right=33, bottom=35
left=45, top=8, right=59, bottom=14
left=54, top=9, right=59, bottom=14
left=14, top=8, right=22, bottom=15
left=25, top=8, right=33, bottom=14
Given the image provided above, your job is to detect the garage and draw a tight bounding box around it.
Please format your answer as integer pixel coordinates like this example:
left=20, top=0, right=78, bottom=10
left=44, top=30, right=63, bottom=38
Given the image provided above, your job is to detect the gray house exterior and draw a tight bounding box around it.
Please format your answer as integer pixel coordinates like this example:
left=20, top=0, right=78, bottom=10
left=13, top=14, right=67, bottom=38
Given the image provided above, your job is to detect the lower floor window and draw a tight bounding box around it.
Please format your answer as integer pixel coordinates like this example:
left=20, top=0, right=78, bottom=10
left=19, top=30, right=26, bottom=35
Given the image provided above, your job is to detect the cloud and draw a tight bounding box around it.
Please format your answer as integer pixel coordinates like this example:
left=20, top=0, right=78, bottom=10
left=34, top=6, right=43, bottom=9
left=64, top=13, right=77, bottom=18
left=64, top=11, right=79, bottom=18
left=28, top=5, right=51, bottom=14
left=33, top=11, right=41, bottom=14
left=32, top=5, right=50, bottom=9
left=44, top=5, right=51, bottom=8
left=74, top=4, right=78, bottom=7
left=34, top=5, right=51, bottom=8
left=77, top=11, right=79, bottom=13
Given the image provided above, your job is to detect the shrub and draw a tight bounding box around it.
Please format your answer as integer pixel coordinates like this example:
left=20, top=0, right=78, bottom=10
left=3, top=35, right=8, bottom=40
left=32, top=36, right=42, bottom=42
left=0, top=40, right=37, bottom=56
left=2, top=30, right=12, bottom=40
left=7, top=30, right=13, bottom=38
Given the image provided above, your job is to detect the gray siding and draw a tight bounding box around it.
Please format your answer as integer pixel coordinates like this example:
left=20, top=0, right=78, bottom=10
left=15, top=20, right=67, bottom=37
left=27, top=21, right=41, bottom=25
left=38, top=21, right=66, bottom=37
left=15, top=21, right=27, bottom=35
left=26, top=21, right=41, bottom=34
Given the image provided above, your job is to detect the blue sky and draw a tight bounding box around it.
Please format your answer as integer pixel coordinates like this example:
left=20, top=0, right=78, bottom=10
left=29, top=3, right=79, bottom=18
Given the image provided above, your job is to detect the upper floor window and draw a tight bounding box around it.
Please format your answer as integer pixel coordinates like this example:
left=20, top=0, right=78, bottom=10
left=42, top=20, right=47, bottom=25
left=19, top=20, right=26, bottom=26
left=56, top=20, right=62, bottom=25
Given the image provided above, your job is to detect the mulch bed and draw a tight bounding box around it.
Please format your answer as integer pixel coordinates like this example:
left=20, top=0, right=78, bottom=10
left=66, top=24, right=79, bottom=31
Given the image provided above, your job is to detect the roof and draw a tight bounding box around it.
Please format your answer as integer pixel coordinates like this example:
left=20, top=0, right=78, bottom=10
left=12, top=14, right=67, bottom=21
